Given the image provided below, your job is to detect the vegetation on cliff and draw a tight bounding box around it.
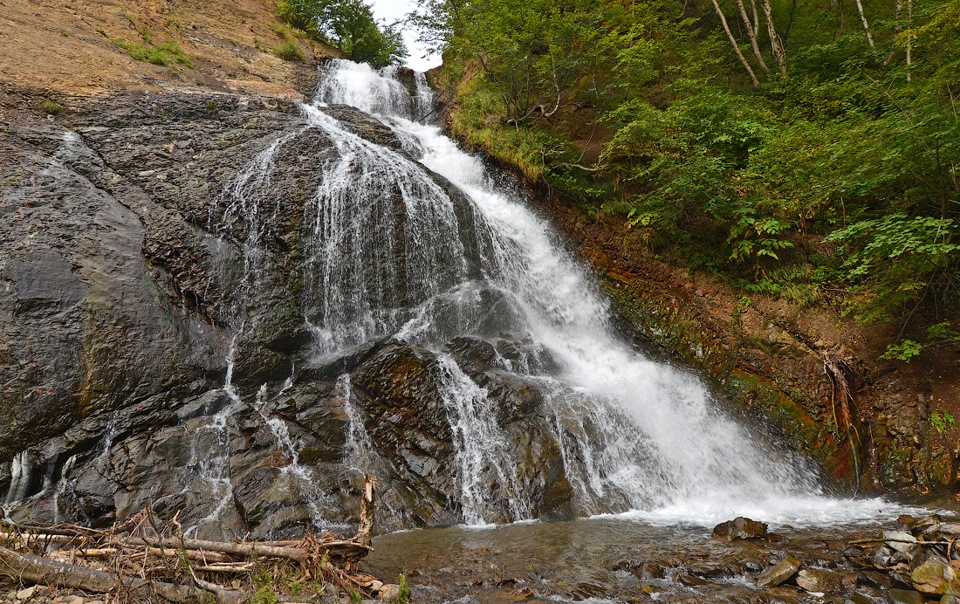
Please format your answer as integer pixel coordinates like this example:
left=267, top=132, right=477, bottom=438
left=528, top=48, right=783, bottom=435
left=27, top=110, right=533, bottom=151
left=411, top=0, right=960, bottom=360
left=277, top=0, right=407, bottom=66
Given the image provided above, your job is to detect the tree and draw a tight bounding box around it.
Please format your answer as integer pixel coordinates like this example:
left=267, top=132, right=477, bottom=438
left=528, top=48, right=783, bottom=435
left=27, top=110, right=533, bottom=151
left=277, top=0, right=407, bottom=67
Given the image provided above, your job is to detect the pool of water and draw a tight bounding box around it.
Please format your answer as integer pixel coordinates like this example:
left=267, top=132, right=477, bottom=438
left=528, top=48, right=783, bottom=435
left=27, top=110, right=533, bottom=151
left=363, top=506, right=952, bottom=603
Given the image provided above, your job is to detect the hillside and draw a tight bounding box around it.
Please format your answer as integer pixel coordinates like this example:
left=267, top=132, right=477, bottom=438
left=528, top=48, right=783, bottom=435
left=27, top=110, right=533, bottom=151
left=0, top=0, right=341, bottom=101
left=424, top=0, right=960, bottom=496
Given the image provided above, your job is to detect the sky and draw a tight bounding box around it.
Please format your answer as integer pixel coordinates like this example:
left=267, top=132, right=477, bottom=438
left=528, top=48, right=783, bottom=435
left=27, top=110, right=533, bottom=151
left=367, top=0, right=442, bottom=72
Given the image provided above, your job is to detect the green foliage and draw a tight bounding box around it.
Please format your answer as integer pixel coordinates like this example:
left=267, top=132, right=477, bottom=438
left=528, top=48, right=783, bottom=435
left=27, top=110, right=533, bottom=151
left=348, top=586, right=362, bottom=603
left=249, top=566, right=279, bottom=604
left=273, top=39, right=306, bottom=62
left=828, top=215, right=959, bottom=323
left=112, top=24, right=193, bottom=69
left=397, top=574, right=411, bottom=604
left=42, top=99, right=62, bottom=115
left=881, top=340, right=923, bottom=361
left=276, top=0, right=406, bottom=67
left=930, top=411, right=957, bottom=434
left=881, top=321, right=960, bottom=361
left=415, top=0, right=960, bottom=357
left=248, top=584, right=279, bottom=604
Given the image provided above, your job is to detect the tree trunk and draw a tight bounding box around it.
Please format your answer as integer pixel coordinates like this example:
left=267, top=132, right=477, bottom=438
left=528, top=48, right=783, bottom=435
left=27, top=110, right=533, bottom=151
left=906, top=0, right=912, bottom=82
left=854, top=0, right=875, bottom=47
left=711, top=0, right=760, bottom=87
left=759, top=0, right=788, bottom=76
left=354, top=474, right=376, bottom=549
left=735, top=0, right=769, bottom=73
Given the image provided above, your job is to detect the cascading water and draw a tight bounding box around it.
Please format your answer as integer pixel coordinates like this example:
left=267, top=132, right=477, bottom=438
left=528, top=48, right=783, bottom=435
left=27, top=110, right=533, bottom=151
left=304, top=60, right=891, bottom=527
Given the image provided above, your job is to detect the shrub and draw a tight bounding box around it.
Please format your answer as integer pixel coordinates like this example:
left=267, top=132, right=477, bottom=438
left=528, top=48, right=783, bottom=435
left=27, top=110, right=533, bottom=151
left=273, top=39, right=306, bottom=62
left=42, top=99, right=62, bottom=115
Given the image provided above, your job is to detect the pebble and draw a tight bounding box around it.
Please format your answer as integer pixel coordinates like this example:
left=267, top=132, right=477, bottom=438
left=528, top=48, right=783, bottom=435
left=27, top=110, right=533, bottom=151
left=16, top=586, right=37, bottom=600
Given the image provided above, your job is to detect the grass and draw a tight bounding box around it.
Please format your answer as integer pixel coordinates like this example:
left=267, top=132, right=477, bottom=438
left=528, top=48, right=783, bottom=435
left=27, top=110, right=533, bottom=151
left=112, top=38, right=193, bottom=67
left=273, top=39, right=305, bottom=62
left=42, top=99, right=62, bottom=115
left=111, top=17, right=192, bottom=68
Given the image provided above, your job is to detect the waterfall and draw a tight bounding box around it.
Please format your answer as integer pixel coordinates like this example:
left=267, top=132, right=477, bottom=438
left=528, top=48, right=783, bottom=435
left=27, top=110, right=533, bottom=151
left=303, top=60, right=891, bottom=527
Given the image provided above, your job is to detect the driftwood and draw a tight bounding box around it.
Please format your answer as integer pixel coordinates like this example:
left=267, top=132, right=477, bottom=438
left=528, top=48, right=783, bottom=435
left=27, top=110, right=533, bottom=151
left=0, top=547, right=243, bottom=603
left=0, top=474, right=381, bottom=603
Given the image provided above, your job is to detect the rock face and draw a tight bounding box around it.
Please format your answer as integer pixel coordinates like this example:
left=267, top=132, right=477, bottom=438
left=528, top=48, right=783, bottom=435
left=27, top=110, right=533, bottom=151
left=0, top=89, right=581, bottom=537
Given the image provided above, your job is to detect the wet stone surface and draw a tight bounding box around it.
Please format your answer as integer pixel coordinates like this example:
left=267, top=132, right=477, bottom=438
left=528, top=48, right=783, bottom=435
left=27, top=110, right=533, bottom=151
left=364, top=514, right=960, bottom=604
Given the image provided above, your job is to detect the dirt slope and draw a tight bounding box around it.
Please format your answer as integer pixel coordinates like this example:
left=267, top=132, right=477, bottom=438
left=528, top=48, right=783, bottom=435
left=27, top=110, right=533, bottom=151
left=0, top=0, right=342, bottom=100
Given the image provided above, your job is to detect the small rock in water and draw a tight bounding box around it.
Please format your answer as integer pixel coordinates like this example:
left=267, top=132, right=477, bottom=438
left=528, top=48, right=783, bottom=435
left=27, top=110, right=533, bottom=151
left=795, top=568, right=844, bottom=594
left=677, top=573, right=711, bottom=587
left=712, top=516, right=768, bottom=541
left=887, top=588, right=925, bottom=604
left=757, top=556, right=801, bottom=587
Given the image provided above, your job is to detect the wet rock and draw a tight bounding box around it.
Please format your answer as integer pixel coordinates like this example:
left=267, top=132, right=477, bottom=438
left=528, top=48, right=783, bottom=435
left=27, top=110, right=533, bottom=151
left=883, top=530, right=918, bottom=554
left=712, top=517, right=768, bottom=541
left=888, top=589, right=925, bottom=604
left=844, top=594, right=873, bottom=604
left=869, top=544, right=894, bottom=568
left=859, top=570, right=893, bottom=588
left=796, top=568, right=845, bottom=594
left=911, top=556, right=958, bottom=595
left=757, top=556, right=801, bottom=587
left=677, top=573, right=711, bottom=587
left=897, top=515, right=919, bottom=531
left=769, top=585, right=802, bottom=602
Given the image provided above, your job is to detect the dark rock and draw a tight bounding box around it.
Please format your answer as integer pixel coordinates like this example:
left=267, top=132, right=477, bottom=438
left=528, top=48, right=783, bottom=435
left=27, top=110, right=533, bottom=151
left=677, top=574, right=711, bottom=587
left=888, top=589, right=925, bottom=604
left=796, top=568, right=844, bottom=594
left=712, top=517, right=768, bottom=541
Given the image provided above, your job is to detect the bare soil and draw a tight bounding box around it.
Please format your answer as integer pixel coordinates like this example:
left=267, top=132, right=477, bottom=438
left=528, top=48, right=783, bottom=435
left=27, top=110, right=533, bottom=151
left=0, top=0, right=342, bottom=101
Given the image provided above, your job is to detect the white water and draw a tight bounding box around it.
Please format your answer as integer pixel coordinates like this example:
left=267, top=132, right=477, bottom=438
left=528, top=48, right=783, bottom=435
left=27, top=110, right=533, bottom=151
left=307, top=60, right=895, bottom=528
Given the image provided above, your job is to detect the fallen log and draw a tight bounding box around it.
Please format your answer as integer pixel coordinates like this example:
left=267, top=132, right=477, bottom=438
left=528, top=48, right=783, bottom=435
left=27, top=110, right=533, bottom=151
left=0, top=546, right=244, bottom=603
left=128, top=537, right=309, bottom=561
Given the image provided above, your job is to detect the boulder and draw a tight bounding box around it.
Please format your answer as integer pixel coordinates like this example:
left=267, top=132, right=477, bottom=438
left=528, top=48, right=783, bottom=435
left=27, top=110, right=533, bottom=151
left=888, top=589, right=925, bottom=604
left=911, top=557, right=951, bottom=594
left=758, top=556, right=801, bottom=587
left=796, top=568, right=844, bottom=594
left=712, top=517, right=768, bottom=541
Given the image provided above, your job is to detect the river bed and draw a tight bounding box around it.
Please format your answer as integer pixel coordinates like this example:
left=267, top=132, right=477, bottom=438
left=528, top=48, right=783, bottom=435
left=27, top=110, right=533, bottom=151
left=365, top=506, right=957, bottom=603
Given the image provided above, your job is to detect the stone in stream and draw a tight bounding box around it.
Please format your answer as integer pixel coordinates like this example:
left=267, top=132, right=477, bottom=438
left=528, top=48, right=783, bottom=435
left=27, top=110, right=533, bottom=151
left=711, top=516, right=768, bottom=541
left=888, top=589, right=926, bottom=604
left=883, top=530, right=919, bottom=554
left=910, top=554, right=960, bottom=595
left=796, top=568, right=845, bottom=594
left=757, top=556, right=801, bottom=587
